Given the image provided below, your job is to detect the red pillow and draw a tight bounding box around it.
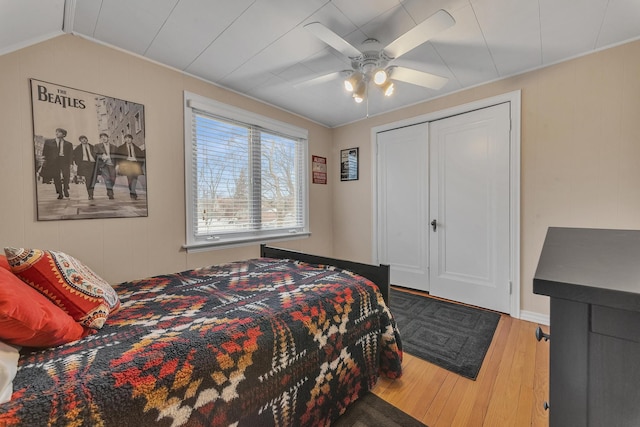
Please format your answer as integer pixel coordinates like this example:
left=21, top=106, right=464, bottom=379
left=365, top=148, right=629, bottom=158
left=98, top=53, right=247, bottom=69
left=4, top=248, right=120, bottom=330
left=0, top=267, right=90, bottom=347
left=0, top=256, right=9, bottom=271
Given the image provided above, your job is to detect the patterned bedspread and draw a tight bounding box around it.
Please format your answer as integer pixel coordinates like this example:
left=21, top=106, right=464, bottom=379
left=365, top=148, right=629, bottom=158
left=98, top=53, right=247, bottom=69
left=0, top=258, right=403, bottom=427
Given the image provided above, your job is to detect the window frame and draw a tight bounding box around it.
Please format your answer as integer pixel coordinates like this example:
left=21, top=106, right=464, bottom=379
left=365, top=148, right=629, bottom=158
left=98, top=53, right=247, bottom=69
left=183, top=91, right=310, bottom=251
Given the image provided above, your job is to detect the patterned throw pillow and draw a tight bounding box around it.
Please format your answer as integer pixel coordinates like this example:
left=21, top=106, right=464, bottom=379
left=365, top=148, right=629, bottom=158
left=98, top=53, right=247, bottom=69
left=0, top=267, right=90, bottom=347
left=4, top=248, right=120, bottom=329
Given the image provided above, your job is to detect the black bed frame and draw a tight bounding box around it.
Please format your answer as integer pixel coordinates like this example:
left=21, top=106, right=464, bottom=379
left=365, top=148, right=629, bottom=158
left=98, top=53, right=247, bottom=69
left=260, top=244, right=390, bottom=305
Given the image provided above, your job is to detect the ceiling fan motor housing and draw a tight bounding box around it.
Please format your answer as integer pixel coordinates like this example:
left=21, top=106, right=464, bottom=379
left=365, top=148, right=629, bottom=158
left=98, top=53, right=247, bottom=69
left=351, top=39, right=392, bottom=76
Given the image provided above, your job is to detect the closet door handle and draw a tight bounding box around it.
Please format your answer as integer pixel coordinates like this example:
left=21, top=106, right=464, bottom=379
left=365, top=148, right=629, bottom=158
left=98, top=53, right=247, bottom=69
left=535, top=326, right=550, bottom=342
left=431, top=219, right=437, bottom=232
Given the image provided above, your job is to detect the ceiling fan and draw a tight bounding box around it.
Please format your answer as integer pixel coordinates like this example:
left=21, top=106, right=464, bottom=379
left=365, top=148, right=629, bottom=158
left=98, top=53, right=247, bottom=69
left=300, top=9, right=455, bottom=103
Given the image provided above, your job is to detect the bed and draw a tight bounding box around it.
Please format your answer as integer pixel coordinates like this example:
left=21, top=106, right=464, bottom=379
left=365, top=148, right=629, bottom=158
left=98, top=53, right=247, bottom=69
left=0, top=245, right=402, bottom=427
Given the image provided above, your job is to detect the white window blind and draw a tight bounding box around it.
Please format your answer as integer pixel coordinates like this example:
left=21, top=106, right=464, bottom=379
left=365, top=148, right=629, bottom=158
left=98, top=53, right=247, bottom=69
left=184, top=92, right=309, bottom=250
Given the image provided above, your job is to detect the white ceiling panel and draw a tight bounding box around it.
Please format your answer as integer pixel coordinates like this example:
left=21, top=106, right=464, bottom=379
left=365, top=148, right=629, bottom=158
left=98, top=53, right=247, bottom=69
left=220, top=27, right=329, bottom=88
left=302, top=2, right=359, bottom=38
left=3, top=0, right=640, bottom=127
left=358, top=4, right=416, bottom=48
left=539, top=0, right=609, bottom=64
left=331, top=0, right=402, bottom=28
left=70, top=0, right=102, bottom=37
left=596, top=0, right=640, bottom=48
left=92, top=0, right=180, bottom=55
left=429, top=4, right=497, bottom=87
left=144, top=0, right=256, bottom=70
left=302, top=50, right=352, bottom=76
left=185, top=0, right=326, bottom=82
left=472, top=0, right=542, bottom=77
left=401, top=0, right=470, bottom=23
left=276, top=63, right=321, bottom=83
left=0, top=0, right=64, bottom=55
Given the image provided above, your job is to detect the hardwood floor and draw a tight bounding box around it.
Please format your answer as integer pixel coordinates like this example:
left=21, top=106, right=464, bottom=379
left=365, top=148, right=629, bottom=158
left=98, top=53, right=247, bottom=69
left=373, top=291, right=550, bottom=426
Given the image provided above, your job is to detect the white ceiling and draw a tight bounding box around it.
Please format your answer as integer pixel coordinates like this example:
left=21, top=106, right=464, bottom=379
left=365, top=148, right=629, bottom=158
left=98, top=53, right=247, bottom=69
left=2, top=0, right=640, bottom=127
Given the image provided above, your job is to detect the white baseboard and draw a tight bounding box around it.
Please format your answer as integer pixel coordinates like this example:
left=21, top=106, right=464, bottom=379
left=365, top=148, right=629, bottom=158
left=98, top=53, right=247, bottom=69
left=519, top=310, right=550, bottom=326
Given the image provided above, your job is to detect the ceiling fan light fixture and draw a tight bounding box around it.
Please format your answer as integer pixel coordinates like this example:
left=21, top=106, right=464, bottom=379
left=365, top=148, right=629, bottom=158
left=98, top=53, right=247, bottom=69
left=352, top=79, right=367, bottom=103
left=381, top=80, right=394, bottom=96
left=373, top=68, right=388, bottom=85
left=344, top=72, right=363, bottom=92
left=344, top=79, right=354, bottom=92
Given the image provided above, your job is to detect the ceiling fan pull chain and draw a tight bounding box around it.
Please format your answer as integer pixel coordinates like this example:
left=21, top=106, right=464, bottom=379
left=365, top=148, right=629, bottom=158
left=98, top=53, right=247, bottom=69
left=366, top=84, right=370, bottom=118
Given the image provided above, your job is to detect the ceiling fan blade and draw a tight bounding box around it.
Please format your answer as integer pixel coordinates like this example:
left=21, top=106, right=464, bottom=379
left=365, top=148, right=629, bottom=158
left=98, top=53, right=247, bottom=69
left=294, top=71, right=343, bottom=89
left=384, top=9, right=455, bottom=59
left=304, top=22, right=362, bottom=58
left=391, top=67, right=448, bottom=90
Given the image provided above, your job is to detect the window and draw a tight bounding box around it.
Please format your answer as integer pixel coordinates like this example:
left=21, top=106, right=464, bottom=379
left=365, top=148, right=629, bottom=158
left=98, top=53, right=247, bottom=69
left=184, top=92, right=309, bottom=250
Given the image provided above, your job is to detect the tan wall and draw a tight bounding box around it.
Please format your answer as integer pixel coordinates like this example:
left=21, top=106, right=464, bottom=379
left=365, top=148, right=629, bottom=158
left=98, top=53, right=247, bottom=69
left=0, top=34, right=334, bottom=285
left=4, top=34, right=640, bottom=317
left=332, top=39, right=640, bottom=316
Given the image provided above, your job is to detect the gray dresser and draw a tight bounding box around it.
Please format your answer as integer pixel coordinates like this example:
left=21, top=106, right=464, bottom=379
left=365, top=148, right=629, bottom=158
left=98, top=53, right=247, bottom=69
left=534, top=227, right=640, bottom=427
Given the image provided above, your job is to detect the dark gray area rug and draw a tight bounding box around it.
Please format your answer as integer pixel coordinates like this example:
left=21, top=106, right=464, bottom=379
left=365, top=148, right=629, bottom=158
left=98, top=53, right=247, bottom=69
left=332, top=392, right=426, bottom=427
left=390, top=288, right=500, bottom=380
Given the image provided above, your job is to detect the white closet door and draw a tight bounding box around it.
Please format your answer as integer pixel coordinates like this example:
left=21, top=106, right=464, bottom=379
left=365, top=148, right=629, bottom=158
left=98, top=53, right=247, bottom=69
left=377, top=123, right=430, bottom=292
left=429, top=103, right=511, bottom=313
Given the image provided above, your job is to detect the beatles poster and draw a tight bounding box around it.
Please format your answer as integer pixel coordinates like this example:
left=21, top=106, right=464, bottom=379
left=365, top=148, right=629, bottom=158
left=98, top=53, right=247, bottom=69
left=30, top=79, right=147, bottom=220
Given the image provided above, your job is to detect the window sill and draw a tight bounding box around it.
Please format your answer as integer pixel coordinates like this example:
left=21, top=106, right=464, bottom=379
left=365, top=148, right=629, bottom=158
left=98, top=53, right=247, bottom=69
left=183, top=232, right=311, bottom=253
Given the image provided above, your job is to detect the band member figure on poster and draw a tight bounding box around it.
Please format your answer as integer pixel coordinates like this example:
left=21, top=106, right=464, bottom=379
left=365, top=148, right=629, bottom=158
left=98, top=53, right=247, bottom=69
left=115, top=134, right=145, bottom=200
left=73, top=135, right=97, bottom=200
left=94, top=132, right=117, bottom=199
left=42, top=128, right=73, bottom=199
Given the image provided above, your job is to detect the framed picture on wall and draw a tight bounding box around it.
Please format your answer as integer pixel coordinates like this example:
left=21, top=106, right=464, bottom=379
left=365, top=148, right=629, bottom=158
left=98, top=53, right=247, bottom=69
left=30, top=79, right=147, bottom=221
left=312, top=155, right=327, bottom=184
left=340, top=147, right=359, bottom=181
